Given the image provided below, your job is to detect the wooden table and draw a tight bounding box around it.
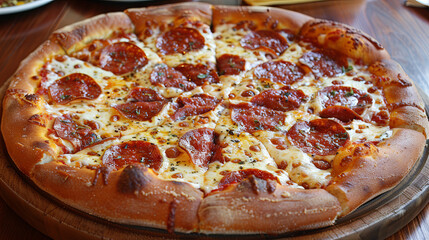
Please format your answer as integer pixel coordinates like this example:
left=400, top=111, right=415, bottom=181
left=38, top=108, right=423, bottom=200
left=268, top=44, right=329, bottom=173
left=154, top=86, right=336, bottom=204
left=0, top=0, right=427, bottom=239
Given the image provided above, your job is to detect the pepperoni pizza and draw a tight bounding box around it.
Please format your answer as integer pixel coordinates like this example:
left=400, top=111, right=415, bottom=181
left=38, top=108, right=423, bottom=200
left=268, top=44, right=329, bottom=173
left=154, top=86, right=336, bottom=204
left=2, top=3, right=428, bottom=234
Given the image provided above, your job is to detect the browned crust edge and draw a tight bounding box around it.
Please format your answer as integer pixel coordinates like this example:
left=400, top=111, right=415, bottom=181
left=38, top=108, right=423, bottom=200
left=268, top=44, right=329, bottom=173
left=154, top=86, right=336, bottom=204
left=212, top=5, right=313, bottom=34
left=299, top=19, right=390, bottom=65
left=31, top=163, right=203, bottom=233
left=327, top=128, right=426, bottom=216
left=1, top=39, right=65, bottom=175
left=390, top=106, right=429, bottom=138
left=52, top=11, right=135, bottom=54
left=370, top=59, right=426, bottom=110
left=198, top=176, right=341, bottom=234
left=368, top=59, right=429, bottom=137
left=5, top=39, right=65, bottom=92
left=125, top=2, right=212, bottom=39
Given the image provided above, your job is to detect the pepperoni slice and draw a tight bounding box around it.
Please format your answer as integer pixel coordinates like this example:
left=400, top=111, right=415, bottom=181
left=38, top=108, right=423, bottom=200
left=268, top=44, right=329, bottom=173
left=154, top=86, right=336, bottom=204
left=371, top=110, right=389, bottom=126
left=102, top=141, right=162, bottom=171
left=299, top=51, right=345, bottom=78
left=156, top=27, right=205, bottom=55
left=286, top=119, right=349, bottom=156
left=253, top=60, right=305, bottom=84
left=174, top=63, right=219, bottom=86
left=251, top=88, right=307, bottom=112
left=241, top=30, right=288, bottom=56
left=114, top=101, right=166, bottom=121
left=216, top=54, right=246, bottom=76
left=218, top=169, right=277, bottom=190
left=150, top=64, right=196, bottom=91
left=127, top=88, right=165, bottom=102
left=210, top=142, right=227, bottom=164
left=165, top=147, right=181, bottom=158
left=231, top=103, right=285, bottom=133
left=53, top=114, right=99, bottom=152
left=318, top=86, right=372, bottom=115
left=179, top=128, right=215, bottom=168
left=49, top=73, right=101, bottom=104
left=99, top=42, right=148, bottom=75
left=319, top=106, right=362, bottom=123
left=172, top=94, right=220, bottom=121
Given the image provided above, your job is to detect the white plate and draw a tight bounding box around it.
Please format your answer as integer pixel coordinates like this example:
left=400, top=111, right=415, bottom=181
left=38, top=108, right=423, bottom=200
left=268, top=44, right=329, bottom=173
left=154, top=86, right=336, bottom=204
left=0, top=0, right=53, bottom=15
left=416, top=0, right=429, bottom=6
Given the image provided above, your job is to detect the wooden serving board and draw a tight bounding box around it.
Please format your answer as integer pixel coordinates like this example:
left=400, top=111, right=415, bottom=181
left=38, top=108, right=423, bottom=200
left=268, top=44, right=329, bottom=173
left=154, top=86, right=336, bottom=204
left=0, top=87, right=428, bottom=239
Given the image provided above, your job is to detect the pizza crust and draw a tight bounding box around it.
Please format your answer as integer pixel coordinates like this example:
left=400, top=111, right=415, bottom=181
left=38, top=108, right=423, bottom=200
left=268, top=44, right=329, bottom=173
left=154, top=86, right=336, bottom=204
left=299, top=19, right=390, bottom=65
left=369, top=59, right=426, bottom=110
left=199, top=176, right=341, bottom=234
left=53, top=12, right=135, bottom=54
left=212, top=5, right=312, bottom=34
left=5, top=39, right=65, bottom=92
left=327, top=128, right=426, bottom=216
left=31, top=163, right=203, bottom=233
left=125, top=2, right=212, bottom=40
left=1, top=39, right=65, bottom=175
left=2, top=94, right=55, bottom=176
left=390, top=106, right=429, bottom=138
left=367, top=59, right=428, bottom=137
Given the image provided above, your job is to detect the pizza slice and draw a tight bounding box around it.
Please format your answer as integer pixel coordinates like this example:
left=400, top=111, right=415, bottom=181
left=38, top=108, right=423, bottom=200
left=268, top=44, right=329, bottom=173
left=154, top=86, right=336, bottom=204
left=124, top=4, right=224, bottom=100
left=197, top=99, right=342, bottom=233
left=55, top=13, right=154, bottom=77
left=212, top=5, right=311, bottom=74
left=284, top=19, right=428, bottom=216
left=204, top=120, right=293, bottom=193
left=2, top=39, right=67, bottom=175
left=52, top=11, right=201, bottom=102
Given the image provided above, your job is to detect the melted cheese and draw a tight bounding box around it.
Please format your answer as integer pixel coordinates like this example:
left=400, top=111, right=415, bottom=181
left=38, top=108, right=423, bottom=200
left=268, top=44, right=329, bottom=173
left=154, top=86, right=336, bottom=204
left=203, top=131, right=292, bottom=193
left=279, top=43, right=306, bottom=63
left=347, top=120, right=392, bottom=143
left=254, top=131, right=331, bottom=188
left=33, top=21, right=396, bottom=194
left=142, top=23, right=216, bottom=67
left=214, top=24, right=273, bottom=72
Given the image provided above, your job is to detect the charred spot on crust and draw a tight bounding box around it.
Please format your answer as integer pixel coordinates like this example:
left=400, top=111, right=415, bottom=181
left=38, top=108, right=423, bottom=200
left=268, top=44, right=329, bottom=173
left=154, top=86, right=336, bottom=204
left=24, top=94, right=39, bottom=103
left=32, top=141, right=51, bottom=151
left=250, top=176, right=263, bottom=194
left=117, top=165, right=148, bottom=194
left=266, top=180, right=277, bottom=193
left=28, top=114, right=46, bottom=127
left=239, top=175, right=277, bottom=195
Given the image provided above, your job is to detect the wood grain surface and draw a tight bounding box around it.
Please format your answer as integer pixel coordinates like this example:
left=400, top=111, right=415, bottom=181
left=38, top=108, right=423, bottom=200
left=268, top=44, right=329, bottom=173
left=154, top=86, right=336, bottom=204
left=0, top=0, right=428, bottom=239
